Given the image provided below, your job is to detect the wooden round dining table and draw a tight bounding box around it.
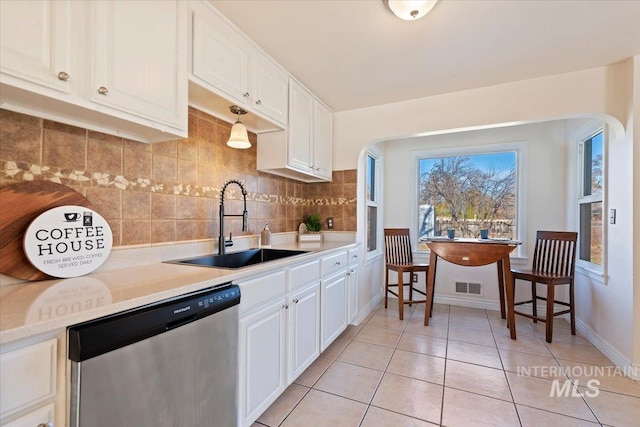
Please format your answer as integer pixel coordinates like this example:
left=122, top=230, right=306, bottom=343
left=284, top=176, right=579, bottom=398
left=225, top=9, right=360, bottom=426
left=423, top=238, right=521, bottom=339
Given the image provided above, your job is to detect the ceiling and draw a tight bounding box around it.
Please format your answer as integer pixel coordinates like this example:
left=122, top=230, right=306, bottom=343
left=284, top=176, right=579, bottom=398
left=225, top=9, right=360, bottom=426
left=211, top=0, right=640, bottom=113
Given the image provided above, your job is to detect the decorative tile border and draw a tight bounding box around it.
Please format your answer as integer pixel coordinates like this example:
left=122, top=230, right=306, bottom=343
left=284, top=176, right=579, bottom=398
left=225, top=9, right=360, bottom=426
left=1, top=160, right=356, bottom=207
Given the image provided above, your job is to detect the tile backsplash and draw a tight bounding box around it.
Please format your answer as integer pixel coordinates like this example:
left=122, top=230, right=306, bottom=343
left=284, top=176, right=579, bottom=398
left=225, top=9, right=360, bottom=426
left=0, top=108, right=356, bottom=247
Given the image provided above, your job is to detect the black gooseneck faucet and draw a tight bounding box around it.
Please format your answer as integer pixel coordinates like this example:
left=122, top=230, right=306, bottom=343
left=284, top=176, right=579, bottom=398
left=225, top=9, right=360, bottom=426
left=219, top=179, right=248, bottom=255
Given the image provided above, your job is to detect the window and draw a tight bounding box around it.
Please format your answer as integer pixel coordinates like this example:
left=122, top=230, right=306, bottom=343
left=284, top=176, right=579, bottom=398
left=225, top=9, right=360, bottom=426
left=578, top=130, right=604, bottom=266
left=416, top=145, right=522, bottom=251
left=366, top=153, right=379, bottom=252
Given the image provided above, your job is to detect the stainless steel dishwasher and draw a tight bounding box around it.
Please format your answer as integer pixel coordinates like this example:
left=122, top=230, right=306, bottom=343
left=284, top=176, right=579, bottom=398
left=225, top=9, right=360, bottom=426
left=68, top=283, right=240, bottom=427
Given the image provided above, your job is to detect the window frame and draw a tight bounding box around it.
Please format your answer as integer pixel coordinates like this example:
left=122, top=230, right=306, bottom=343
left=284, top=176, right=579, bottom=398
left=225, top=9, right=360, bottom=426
left=411, top=141, right=528, bottom=258
left=574, top=124, right=607, bottom=278
left=366, top=150, right=382, bottom=258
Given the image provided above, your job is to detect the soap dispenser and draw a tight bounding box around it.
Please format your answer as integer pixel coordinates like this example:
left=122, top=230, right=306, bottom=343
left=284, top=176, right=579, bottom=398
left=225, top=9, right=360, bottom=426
left=261, top=222, right=271, bottom=248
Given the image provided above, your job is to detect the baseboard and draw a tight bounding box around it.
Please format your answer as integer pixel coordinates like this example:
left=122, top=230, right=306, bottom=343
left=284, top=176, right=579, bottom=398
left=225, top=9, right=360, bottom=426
left=433, top=294, right=502, bottom=313
left=575, top=317, right=638, bottom=380
left=352, top=292, right=383, bottom=325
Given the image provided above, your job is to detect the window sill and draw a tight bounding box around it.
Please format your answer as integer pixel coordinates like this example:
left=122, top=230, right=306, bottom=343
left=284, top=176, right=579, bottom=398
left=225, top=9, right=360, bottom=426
left=365, top=250, right=384, bottom=266
left=576, top=264, right=607, bottom=284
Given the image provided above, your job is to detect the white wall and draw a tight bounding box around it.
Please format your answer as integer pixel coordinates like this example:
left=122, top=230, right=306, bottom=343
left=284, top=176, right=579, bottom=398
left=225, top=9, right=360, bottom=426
left=333, top=64, right=626, bottom=172
left=382, top=121, right=568, bottom=308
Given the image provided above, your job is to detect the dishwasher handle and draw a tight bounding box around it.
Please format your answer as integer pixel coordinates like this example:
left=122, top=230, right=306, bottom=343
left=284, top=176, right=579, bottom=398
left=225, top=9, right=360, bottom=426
left=166, top=314, right=198, bottom=331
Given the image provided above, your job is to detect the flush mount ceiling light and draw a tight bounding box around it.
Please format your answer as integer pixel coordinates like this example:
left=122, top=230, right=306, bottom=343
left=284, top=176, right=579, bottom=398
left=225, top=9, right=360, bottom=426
left=227, top=105, right=251, bottom=149
left=383, top=0, right=439, bottom=20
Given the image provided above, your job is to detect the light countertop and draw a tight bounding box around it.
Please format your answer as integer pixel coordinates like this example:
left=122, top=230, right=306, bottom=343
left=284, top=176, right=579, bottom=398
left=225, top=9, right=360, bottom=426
left=0, top=241, right=355, bottom=345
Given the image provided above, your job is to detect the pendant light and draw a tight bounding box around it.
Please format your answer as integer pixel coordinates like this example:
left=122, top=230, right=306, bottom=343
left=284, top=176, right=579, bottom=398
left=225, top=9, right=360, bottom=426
left=383, top=0, right=439, bottom=21
left=227, top=106, right=251, bottom=149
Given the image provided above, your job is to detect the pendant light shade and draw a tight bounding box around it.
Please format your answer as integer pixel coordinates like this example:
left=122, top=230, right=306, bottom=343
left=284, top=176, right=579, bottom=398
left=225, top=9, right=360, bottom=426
left=384, top=0, right=439, bottom=21
left=226, top=106, right=251, bottom=149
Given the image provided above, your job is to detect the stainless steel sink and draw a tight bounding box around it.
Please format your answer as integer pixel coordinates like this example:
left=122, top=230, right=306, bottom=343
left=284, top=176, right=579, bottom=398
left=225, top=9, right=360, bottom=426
left=167, top=248, right=309, bottom=269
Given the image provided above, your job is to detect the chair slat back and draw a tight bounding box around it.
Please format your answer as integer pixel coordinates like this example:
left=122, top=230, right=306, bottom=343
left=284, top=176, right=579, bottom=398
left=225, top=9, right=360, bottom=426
left=384, top=228, right=413, bottom=264
left=531, top=231, right=578, bottom=276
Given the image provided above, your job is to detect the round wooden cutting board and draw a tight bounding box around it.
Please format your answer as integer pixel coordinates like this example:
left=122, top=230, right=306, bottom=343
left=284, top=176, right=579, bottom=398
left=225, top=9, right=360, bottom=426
left=0, top=181, right=94, bottom=281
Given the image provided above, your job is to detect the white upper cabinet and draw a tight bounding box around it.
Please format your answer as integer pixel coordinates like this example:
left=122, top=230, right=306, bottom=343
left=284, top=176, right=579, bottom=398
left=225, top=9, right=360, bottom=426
left=252, top=55, right=288, bottom=125
left=257, top=78, right=333, bottom=182
left=0, top=0, right=188, bottom=143
left=0, top=0, right=73, bottom=94
left=90, top=0, right=187, bottom=131
left=287, top=79, right=314, bottom=173
left=313, top=100, right=333, bottom=180
left=189, top=1, right=288, bottom=128
left=192, top=7, right=250, bottom=104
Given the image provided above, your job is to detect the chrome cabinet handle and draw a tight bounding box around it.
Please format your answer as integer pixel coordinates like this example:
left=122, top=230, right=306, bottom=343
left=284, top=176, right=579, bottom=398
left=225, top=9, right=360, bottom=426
left=255, top=99, right=262, bottom=105
left=97, top=86, right=109, bottom=95
left=293, top=298, right=299, bottom=303
left=243, top=92, right=250, bottom=98
left=282, top=303, right=289, bottom=309
left=37, top=423, right=54, bottom=427
left=57, top=71, right=70, bottom=81
left=335, top=261, right=341, bottom=266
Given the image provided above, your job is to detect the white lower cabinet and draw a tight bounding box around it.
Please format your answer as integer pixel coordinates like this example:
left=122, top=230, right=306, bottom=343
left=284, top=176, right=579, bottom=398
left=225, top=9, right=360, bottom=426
left=288, top=282, right=320, bottom=383
left=2, top=403, right=54, bottom=427
left=0, top=337, right=59, bottom=427
left=238, top=247, right=355, bottom=427
left=320, top=272, right=348, bottom=351
left=238, top=297, right=287, bottom=427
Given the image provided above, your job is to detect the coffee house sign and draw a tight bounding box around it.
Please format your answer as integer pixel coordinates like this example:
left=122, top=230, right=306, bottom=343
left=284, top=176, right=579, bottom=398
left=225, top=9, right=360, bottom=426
left=24, top=205, right=113, bottom=278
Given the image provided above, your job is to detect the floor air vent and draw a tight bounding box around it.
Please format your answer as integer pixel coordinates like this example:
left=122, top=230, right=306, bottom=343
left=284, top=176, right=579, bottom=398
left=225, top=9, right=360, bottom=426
left=455, top=281, right=482, bottom=295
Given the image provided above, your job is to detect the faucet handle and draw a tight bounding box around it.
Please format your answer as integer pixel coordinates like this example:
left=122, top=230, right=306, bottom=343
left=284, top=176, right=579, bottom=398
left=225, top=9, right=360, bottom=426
left=225, top=232, right=234, bottom=247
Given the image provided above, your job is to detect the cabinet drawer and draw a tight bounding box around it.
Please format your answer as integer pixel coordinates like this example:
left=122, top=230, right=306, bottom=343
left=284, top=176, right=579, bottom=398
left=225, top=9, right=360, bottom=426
left=3, top=403, right=54, bottom=427
left=0, top=339, right=56, bottom=418
left=321, top=251, right=348, bottom=278
left=347, top=248, right=359, bottom=266
left=288, top=260, right=320, bottom=291
left=238, top=270, right=286, bottom=313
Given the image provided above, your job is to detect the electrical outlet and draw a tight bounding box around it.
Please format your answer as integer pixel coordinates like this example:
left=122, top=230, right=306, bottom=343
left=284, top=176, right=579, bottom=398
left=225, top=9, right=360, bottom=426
left=327, top=217, right=334, bottom=229
left=610, top=209, right=616, bottom=224
left=412, top=273, right=418, bottom=282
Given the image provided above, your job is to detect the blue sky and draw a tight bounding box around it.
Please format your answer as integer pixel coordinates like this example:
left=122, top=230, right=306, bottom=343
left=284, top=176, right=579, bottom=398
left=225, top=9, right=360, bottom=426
left=419, top=152, right=516, bottom=177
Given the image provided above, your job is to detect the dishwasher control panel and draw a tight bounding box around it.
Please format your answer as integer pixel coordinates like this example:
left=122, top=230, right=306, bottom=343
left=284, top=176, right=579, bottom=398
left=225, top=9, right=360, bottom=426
left=199, top=286, right=240, bottom=308
left=69, top=283, right=240, bottom=362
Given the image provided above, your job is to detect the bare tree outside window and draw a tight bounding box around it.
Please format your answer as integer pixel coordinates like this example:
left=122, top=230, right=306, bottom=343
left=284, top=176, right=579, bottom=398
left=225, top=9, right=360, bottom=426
left=418, top=152, right=516, bottom=247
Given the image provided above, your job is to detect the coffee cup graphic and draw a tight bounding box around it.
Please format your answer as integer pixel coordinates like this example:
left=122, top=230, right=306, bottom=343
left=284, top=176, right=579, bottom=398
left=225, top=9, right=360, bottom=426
left=64, top=212, right=80, bottom=222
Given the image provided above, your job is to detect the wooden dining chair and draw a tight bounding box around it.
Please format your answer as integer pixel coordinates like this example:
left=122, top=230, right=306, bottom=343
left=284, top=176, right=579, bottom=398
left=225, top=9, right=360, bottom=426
left=384, top=228, right=430, bottom=320
left=510, top=231, right=578, bottom=343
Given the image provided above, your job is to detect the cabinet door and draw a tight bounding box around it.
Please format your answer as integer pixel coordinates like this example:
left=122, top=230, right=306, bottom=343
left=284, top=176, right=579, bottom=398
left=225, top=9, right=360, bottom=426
left=288, top=283, right=320, bottom=383
left=0, top=0, right=72, bottom=94
left=252, top=57, right=288, bottom=125
left=313, top=101, right=333, bottom=180
left=287, top=79, right=313, bottom=173
left=3, top=403, right=54, bottom=427
left=347, top=267, right=359, bottom=323
left=90, top=0, right=187, bottom=129
left=238, top=298, right=287, bottom=427
left=321, top=273, right=348, bottom=351
left=192, top=7, right=249, bottom=105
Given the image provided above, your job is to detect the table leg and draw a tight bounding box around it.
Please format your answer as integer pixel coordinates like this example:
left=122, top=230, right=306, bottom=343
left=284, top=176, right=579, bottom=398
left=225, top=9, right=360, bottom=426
left=398, top=267, right=404, bottom=320
left=424, top=251, right=438, bottom=326
left=503, top=256, right=517, bottom=340
left=497, top=260, right=506, bottom=319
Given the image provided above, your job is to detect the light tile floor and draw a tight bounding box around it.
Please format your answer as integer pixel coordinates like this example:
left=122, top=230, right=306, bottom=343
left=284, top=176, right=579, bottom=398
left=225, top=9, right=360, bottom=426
left=252, top=301, right=640, bottom=427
